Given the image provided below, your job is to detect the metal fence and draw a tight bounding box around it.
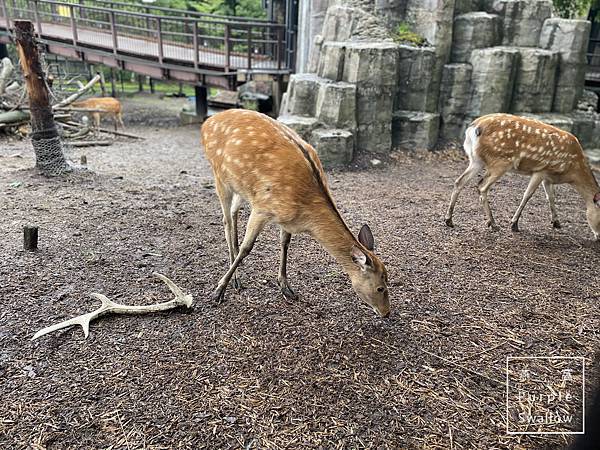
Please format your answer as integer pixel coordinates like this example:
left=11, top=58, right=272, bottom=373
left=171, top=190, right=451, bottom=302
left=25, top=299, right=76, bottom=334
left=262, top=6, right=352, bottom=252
left=0, top=0, right=291, bottom=73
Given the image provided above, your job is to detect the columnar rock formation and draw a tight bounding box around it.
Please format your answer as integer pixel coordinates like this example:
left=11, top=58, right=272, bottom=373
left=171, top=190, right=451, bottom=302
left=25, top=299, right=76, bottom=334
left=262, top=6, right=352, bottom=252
left=280, top=0, right=597, bottom=167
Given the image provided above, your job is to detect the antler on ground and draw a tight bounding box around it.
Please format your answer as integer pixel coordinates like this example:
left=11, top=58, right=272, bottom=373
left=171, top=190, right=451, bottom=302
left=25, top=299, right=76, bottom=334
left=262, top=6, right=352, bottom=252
left=31, top=272, right=193, bottom=340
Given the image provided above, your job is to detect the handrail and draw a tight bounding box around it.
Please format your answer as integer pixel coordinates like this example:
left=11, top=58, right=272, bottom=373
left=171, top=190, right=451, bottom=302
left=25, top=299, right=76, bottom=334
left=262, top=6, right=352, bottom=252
left=33, top=0, right=285, bottom=29
left=0, top=0, right=294, bottom=74
left=82, top=0, right=271, bottom=23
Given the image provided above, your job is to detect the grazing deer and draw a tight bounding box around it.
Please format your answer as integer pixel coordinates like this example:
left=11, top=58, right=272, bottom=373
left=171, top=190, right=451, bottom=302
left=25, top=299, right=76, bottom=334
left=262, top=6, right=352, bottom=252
left=445, top=113, right=600, bottom=239
left=72, top=97, right=124, bottom=130
left=201, top=109, right=390, bottom=317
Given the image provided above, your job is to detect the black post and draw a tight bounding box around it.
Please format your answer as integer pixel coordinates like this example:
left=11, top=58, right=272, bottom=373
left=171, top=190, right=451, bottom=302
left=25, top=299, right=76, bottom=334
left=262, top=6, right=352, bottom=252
left=195, top=85, right=207, bottom=119
left=110, top=67, right=116, bottom=97
left=24, top=225, right=38, bottom=251
left=137, top=74, right=143, bottom=92
left=149, top=78, right=155, bottom=94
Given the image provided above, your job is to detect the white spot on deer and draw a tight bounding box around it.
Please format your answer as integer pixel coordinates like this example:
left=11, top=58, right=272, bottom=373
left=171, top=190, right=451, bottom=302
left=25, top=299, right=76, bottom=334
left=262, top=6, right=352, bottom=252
left=536, top=129, right=541, bottom=135
left=216, top=148, right=223, bottom=156
left=225, top=155, right=232, bottom=163
left=515, top=140, right=520, bottom=147
left=501, top=120, right=506, bottom=126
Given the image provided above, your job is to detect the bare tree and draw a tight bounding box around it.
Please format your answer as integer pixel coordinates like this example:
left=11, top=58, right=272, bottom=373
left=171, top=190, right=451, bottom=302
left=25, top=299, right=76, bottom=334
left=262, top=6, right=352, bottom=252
left=15, top=20, right=72, bottom=175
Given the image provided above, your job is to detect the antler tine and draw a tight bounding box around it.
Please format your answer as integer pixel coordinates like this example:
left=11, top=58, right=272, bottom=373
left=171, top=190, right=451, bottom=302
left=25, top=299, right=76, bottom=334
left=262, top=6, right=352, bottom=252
left=32, top=274, right=193, bottom=340
left=31, top=294, right=112, bottom=341
left=153, top=272, right=193, bottom=307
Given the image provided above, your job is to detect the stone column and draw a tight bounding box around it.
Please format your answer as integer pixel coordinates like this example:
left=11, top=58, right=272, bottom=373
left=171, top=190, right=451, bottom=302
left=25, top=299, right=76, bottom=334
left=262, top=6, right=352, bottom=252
left=468, top=47, right=520, bottom=117
left=539, top=18, right=591, bottom=113
left=510, top=48, right=558, bottom=113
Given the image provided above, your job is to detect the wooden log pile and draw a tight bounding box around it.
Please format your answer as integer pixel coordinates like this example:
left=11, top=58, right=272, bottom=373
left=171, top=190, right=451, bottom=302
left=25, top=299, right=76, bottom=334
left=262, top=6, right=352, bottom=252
left=0, top=57, right=140, bottom=143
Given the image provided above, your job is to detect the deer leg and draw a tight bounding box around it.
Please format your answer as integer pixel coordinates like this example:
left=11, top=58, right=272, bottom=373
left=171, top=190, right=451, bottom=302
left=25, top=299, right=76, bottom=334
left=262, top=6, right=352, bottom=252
left=230, top=193, right=243, bottom=290
left=277, top=229, right=298, bottom=300
left=511, top=173, right=544, bottom=232
left=92, top=113, right=100, bottom=130
left=113, top=114, right=118, bottom=131
left=215, top=182, right=238, bottom=287
left=478, top=169, right=506, bottom=231
left=212, top=210, right=269, bottom=302
left=117, top=112, right=125, bottom=129
left=445, top=162, right=480, bottom=227
left=542, top=180, right=561, bottom=229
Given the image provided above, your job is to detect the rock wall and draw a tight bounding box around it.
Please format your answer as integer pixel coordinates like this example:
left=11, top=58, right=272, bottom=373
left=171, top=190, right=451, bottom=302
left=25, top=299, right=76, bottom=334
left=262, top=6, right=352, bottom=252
left=283, top=0, right=597, bottom=167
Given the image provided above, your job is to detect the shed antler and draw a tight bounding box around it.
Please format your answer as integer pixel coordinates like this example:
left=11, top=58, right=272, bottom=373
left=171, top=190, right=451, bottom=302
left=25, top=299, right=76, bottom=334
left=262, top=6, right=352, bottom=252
left=31, top=272, right=193, bottom=340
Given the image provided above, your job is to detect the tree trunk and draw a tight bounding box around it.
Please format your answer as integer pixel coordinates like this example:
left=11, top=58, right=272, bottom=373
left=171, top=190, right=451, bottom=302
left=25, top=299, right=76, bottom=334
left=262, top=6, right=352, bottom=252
left=15, top=20, right=71, bottom=176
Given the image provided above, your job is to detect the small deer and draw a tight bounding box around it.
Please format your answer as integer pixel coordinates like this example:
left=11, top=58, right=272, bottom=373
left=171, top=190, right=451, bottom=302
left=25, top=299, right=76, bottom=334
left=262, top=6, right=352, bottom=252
left=201, top=109, right=390, bottom=317
left=445, top=113, right=600, bottom=239
left=72, top=97, right=124, bottom=130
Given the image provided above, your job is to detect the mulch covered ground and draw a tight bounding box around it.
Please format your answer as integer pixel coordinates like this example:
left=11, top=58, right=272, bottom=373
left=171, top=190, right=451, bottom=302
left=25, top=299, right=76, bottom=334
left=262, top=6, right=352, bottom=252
left=1, top=98, right=599, bottom=449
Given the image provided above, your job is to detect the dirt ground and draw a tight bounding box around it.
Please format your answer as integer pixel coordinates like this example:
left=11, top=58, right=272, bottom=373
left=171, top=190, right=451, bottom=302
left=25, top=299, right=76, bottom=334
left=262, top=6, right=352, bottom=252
left=1, top=97, right=599, bottom=449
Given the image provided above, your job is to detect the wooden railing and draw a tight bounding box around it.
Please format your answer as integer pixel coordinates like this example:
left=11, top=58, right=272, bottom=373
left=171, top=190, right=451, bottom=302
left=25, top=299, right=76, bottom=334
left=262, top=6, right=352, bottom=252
left=0, top=0, right=292, bottom=73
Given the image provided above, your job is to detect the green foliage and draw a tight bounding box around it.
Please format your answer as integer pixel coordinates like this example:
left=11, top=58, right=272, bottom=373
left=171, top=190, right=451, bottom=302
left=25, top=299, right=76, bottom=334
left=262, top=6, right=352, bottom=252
left=552, top=0, right=593, bottom=19
left=135, top=0, right=266, bottom=18
left=391, top=23, right=426, bottom=47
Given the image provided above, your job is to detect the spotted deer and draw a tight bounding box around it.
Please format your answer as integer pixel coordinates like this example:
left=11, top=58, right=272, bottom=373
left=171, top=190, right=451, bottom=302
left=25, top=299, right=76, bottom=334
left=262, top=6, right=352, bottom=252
left=445, top=113, right=600, bottom=239
left=72, top=97, right=124, bottom=130
left=201, top=109, right=390, bottom=317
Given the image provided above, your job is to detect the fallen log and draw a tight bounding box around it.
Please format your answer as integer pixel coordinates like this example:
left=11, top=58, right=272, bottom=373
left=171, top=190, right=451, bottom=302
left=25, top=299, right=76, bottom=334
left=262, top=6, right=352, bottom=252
left=51, top=73, right=101, bottom=110
left=0, top=110, right=29, bottom=124
left=70, top=140, right=112, bottom=147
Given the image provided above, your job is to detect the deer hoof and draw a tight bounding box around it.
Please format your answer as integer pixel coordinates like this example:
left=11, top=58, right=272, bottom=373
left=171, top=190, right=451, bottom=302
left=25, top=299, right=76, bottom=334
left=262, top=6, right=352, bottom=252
left=211, top=288, right=226, bottom=303
left=278, top=280, right=299, bottom=301
left=444, top=217, right=454, bottom=228
left=511, top=222, right=520, bottom=232
left=487, top=221, right=500, bottom=232
left=552, top=220, right=562, bottom=229
left=232, top=276, right=243, bottom=291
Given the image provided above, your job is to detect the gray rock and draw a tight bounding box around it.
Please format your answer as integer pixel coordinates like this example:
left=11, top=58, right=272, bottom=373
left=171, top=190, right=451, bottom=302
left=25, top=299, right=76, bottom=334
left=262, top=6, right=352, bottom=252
left=392, top=110, right=440, bottom=150
left=578, top=90, right=599, bottom=112
left=539, top=19, right=591, bottom=64
left=539, top=19, right=591, bottom=113
left=454, top=0, right=481, bottom=15
left=277, top=115, right=320, bottom=141
left=317, top=42, right=347, bottom=81
left=310, top=128, right=354, bottom=168
left=395, top=45, right=438, bottom=112
left=511, top=48, right=558, bottom=113
left=468, top=46, right=520, bottom=116
left=343, top=42, right=399, bottom=86
left=451, top=12, right=502, bottom=63
left=356, top=84, right=395, bottom=125
left=357, top=121, right=393, bottom=153
left=315, top=81, right=357, bottom=129
left=439, top=63, right=473, bottom=141
left=307, top=35, right=325, bottom=74
left=571, top=112, right=597, bottom=147
left=488, top=0, right=553, bottom=47
left=321, top=5, right=390, bottom=42
left=285, top=74, right=327, bottom=117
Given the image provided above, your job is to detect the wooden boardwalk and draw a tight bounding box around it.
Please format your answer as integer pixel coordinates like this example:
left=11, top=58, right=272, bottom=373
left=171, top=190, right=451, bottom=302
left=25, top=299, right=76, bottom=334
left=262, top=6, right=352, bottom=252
left=0, top=0, right=291, bottom=88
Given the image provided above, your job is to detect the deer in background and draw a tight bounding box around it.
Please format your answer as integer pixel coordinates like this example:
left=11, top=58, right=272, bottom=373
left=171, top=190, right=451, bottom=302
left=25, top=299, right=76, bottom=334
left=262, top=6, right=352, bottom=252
left=445, top=113, right=600, bottom=239
left=72, top=97, right=124, bottom=131
left=201, top=109, right=390, bottom=317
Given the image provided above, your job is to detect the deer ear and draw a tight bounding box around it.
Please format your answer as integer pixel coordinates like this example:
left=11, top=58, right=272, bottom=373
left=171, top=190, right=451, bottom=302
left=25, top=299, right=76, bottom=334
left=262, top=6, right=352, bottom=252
left=351, top=246, right=372, bottom=270
left=357, top=224, right=375, bottom=251
left=594, top=193, right=600, bottom=208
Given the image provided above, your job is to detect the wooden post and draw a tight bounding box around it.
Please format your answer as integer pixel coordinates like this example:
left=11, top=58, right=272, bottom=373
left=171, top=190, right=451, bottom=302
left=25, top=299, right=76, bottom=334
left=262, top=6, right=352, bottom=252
left=192, top=20, right=198, bottom=70
left=224, top=23, right=231, bottom=72
left=24, top=225, right=38, bottom=251
left=15, top=20, right=70, bottom=175
left=137, top=74, right=143, bottom=92
left=157, top=17, right=164, bottom=64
